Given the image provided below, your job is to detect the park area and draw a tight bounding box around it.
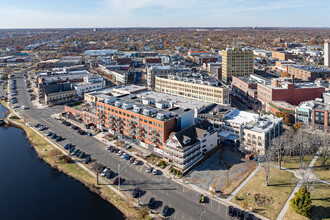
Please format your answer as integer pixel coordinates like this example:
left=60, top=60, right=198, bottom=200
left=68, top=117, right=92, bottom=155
left=232, top=155, right=330, bottom=220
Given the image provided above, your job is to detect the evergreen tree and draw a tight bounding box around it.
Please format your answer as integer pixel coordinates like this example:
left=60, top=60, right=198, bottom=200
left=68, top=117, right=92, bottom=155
left=290, top=186, right=312, bottom=217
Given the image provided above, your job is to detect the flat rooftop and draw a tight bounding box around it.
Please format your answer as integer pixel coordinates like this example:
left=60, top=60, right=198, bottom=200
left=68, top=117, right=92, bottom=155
left=137, top=91, right=211, bottom=110
left=290, top=65, right=330, bottom=72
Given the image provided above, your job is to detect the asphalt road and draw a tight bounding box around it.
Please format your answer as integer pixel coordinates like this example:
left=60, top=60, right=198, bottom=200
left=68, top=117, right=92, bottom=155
left=8, top=73, right=229, bottom=220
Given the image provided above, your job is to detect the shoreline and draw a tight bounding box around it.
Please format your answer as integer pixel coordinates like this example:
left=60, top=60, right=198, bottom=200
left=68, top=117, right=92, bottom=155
left=2, top=103, right=150, bottom=220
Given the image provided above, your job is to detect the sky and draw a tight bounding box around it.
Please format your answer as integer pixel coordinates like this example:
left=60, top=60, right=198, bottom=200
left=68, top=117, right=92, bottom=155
left=0, top=0, right=329, bottom=28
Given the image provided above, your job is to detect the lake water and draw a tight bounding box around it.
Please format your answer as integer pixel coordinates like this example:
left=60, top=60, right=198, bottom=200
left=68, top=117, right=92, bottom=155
left=0, top=105, right=124, bottom=220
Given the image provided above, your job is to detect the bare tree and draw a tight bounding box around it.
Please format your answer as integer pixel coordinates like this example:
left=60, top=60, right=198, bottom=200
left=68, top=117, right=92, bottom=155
left=261, top=149, right=274, bottom=186
left=293, top=130, right=314, bottom=169
left=270, top=132, right=290, bottom=170
left=317, top=135, right=330, bottom=169
left=49, top=149, right=62, bottom=163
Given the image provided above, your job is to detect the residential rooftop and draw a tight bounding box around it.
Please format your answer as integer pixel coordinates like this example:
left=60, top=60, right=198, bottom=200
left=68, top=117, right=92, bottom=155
left=290, top=65, right=330, bottom=72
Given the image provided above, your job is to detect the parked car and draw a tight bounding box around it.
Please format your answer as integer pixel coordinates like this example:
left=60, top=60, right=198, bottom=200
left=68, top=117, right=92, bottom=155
left=133, top=160, right=140, bottom=165
left=46, top=131, right=52, bottom=136
left=84, top=156, right=91, bottom=164
left=50, top=133, right=57, bottom=139
left=105, top=172, right=112, bottom=179
left=55, top=136, right=62, bottom=142
left=113, top=177, right=121, bottom=185
left=71, top=149, right=79, bottom=155
left=148, top=197, right=156, bottom=209
left=101, top=168, right=111, bottom=177
left=64, top=143, right=71, bottom=149
left=152, top=169, right=158, bottom=175
left=74, top=150, right=81, bottom=157
left=69, top=147, right=76, bottom=154
left=117, top=151, right=123, bottom=156
left=78, top=151, right=85, bottom=158
left=132, top=188, right=140, bottom=198
left=124, top=154, right=131, bottom=160
left=162, top=205, right=169, bottom=216
left=129, top=157, right=135, bottom=163
left=146, top=166, right=153, bottom=173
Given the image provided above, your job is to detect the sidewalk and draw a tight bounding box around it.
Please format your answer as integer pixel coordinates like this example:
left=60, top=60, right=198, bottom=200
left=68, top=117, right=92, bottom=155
left=276, top=154, right=319, bottom=220
left=226, top=164, right=261, bottom=201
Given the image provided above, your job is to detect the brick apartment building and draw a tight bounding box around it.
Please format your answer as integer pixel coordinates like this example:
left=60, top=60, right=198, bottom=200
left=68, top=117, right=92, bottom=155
left=311, top=103, right=330, bottom=133
left=288, top=65, right=330, bottom=81
left=231, top=76, right=258, bottom=103
left=95, top=96, right=194, bottom=150
left=272, top=51, right=297, bottom=61
left=258, top=78, right=325, bottom=112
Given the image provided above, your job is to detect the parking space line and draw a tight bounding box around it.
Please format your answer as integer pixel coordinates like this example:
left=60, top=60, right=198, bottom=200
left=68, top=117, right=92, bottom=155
left=43, top=120, right=54, bottom=127
left=139, top=164, right=145, bottom=172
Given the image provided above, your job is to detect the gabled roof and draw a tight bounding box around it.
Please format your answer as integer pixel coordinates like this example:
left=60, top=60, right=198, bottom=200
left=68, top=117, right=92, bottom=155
left=168, top=125, right=199, bottom=150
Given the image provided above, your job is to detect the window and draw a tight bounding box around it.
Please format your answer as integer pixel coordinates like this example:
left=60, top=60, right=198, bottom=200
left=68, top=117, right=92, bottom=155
left=159, top=124, right=162, bottom=128
left=154, top=122, right=157, bottom=126
left=149, top=121, right=152, bottom=125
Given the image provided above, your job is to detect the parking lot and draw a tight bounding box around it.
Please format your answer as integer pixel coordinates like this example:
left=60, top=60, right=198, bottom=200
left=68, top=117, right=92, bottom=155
left=185, top=146, right=258, bottom=197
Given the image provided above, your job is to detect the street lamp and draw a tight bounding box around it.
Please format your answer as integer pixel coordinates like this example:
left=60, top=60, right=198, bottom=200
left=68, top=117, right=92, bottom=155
left=200, top=210, right=206, bottom=220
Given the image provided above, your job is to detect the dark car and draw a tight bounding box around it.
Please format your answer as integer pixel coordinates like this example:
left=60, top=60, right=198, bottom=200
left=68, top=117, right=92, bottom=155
left=228, top=206, right=235, bottom=217
left=148, top=197, right=156, bottom=209
left=64, top=143, right=71, bottom=149
left=50, top=133, right=57, bottom=139
left=105, top=171, right=112, bottom=179
left=34, top=123, right=41, bottom=128
left=69, top=147, right=76, bottom=154
left=162, top=205, right=169, bottom=216
left=129, top=157, right=135, bottom=163
left=84, top=156, right=91, bottom=164
left=74, top=150, right=81, bottom=157
left=113, top=177, right=121, bottom=185
left=46, top=131, right=52, bottom=136
left=55, top=136, right=62, bottom=142
left=71, top=149, right=79, bottom=156
left=132, top=188, right=140, bottom=198
left=61, top=121, right=66, bottom=124
left=78, top=151, right=85, bottom=158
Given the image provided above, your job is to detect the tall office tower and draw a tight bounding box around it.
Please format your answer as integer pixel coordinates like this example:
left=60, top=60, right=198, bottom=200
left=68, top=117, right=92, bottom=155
left=325, top=40, right=330, bottom=67
left=222, top=48, right=253, bottom=84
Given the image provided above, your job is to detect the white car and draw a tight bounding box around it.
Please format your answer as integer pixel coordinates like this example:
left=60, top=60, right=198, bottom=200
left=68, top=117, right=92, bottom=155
left=22, top=105, right=27, bottom=110
left=117, top=151, right=123, bottom=156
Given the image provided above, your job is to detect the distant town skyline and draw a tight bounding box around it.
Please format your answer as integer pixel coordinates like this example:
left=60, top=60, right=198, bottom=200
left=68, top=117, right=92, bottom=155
left=0, top=0, right=329, bottom=28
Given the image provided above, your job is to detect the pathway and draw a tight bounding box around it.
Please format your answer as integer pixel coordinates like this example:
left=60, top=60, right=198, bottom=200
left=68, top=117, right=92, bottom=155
left=226, top=164, right=261, bottom=201
left=276, top=154, right=319, bottom=220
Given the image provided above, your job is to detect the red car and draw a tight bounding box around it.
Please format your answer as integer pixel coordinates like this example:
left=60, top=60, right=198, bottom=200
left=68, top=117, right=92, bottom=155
left=113, top=177, right=122, bottom=185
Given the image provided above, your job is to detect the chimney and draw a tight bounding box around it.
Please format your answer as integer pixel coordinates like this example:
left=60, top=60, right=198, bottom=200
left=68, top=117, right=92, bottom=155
left=291, top=74, right=295, bottom=84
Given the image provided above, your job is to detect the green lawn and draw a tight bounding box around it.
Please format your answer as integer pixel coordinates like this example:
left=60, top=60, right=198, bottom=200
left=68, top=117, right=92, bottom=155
left=312, top=157, right=330, bottom=182
left=284, top=183, right=330, bottom=220
left=281, top=156, right=313, bottom=170
left=232, top=167, right=298, bottom=220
